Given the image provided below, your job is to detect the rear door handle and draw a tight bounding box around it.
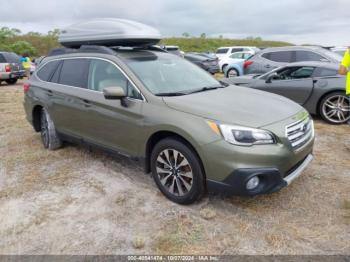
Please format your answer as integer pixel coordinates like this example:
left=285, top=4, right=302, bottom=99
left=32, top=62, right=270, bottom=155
left=82, top=99, right=91, bottom=107
left=265, top=64, right=271, bottom=68
left=47, top=90, right=53, bottom=97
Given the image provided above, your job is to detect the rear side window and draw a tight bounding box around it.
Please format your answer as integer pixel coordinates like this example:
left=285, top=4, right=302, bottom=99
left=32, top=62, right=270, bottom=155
left=231, top=48, right=243, bottom=53
left=0, top=54, right=6, bottom=63
left=59, top=59, right=90, bottom=88
left=216, top=48, right=229, bottom=54
left=263, top=51, right=293, bottom=63
left=313, top=67, right=338, bottom=77
left=295, top=51, right=327, bottom=62
left=37, top=60, right=60, bottom=82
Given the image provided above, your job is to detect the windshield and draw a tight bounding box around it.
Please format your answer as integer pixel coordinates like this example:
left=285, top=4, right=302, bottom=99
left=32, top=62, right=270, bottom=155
left=125, top=53, right=221, bottom=95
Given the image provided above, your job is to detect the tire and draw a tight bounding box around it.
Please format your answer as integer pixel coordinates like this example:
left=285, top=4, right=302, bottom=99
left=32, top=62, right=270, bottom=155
left=40, top=108, right=63, bottom=150
left=150, top=138, right=205, bottom=205
left=6, top=78, right=17, bottom=85
left=319, top=91, right=350, bottom=125
left=222, top=64, right=228, bottom=72
left=227, top=68, right=239, bottom=78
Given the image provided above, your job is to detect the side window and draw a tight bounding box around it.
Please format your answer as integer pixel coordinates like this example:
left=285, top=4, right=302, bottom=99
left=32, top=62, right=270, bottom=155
left=275, top=66, right=314, bottom=80
left=37, top=60, right=60, bottom=82
left=50, top=61, right=63, bottom=83
left=230, top=53, right=241, bottom=59
left=264, top=51, right=293, bottom=63
left=295, top=51, right=327, bottom=62
left=231, top=48, right=244, bottom=53
left=313, top=67, right=338, bottom=77
left=290, top=66, right=314, bottom=78
left=58, top=59, right=90, bottom=88
left=0, top=54, right=6, bottom=63
left=88, top=59, right=142, bottom=99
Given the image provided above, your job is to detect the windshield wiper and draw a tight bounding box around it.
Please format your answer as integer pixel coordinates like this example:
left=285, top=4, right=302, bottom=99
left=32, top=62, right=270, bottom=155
left=155, top=92, right=187, bottom=97
left=187, top=86, right=223, bottom=94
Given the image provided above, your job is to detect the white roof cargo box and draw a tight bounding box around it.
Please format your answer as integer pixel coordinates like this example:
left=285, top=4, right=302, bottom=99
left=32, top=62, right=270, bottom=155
left=59, top=18, right=162, bottom=48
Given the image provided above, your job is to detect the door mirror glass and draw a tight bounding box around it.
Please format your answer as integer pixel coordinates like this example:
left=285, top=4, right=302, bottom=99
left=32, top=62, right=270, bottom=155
left=266, top=73, right=279, bottom=83
left=103, top=86, right=126, bottom=100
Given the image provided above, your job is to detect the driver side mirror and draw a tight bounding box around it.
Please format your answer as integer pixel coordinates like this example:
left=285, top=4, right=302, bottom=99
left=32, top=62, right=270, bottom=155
left=103, top=86, right=126, bottom=100
left=266, top=73, right=279, bottom=83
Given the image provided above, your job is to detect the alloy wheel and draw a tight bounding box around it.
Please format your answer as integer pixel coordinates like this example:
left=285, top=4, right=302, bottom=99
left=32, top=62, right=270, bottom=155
left=156, top=149, right=193, bottom=196
left=322, top=95, right=350, bottom=124
left=228, top=69, right=238, bottom=78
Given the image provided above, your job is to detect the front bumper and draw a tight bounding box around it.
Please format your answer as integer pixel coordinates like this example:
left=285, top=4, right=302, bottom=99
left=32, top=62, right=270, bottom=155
left=207, top=154, right=313, bottom=196
left=204, top=65, right=220, bottom=74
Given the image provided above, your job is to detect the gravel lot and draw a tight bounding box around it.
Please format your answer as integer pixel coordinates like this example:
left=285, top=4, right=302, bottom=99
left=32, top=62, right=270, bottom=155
left=0, top=81, right=349, bottom=255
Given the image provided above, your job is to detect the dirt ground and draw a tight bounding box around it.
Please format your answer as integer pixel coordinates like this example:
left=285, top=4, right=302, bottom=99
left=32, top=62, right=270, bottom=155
left=0, top=81, right=349, bottom=255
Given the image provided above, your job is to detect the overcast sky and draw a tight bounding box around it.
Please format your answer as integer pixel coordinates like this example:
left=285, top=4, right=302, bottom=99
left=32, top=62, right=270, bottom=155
left=1, top=0, right=349, bottom=46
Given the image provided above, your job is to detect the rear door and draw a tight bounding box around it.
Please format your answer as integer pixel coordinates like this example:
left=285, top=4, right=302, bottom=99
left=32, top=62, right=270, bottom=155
left=48, top=58, right=91, bottom=138
left=252, top=66, right=315, bottom=105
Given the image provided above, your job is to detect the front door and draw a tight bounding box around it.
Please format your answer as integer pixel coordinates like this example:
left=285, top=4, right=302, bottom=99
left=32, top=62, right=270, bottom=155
left=252, top=66, right=315, bottom=105
left=81, top=58, right=144, bottom=157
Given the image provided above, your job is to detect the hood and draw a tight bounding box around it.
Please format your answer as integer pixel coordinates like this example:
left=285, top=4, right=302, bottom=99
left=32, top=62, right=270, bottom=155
left=163, top=86, right=303, bottom=128
left=222, top=74, right=260, bottom=86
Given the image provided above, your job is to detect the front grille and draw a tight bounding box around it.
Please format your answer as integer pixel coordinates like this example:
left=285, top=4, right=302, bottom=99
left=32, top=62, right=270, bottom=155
left=286, top=116, right=314, bottom=150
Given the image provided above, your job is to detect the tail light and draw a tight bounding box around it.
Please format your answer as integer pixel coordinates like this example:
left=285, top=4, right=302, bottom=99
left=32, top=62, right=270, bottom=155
left=23, top=83, right=30, bottom=93
left=5, top=65, right=11, bottom=72
left=244, top=60, right=253, bottom=69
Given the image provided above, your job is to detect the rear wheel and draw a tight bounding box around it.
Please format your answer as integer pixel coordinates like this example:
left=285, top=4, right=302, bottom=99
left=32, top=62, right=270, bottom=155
left=6, top=79, right=17, bottom=85
left=150, top=138, right=205, bottom=204
left=319, top=92, right=350, bottom=124
left=40, top=108, right=63, bottom=150
left=227, top=68, right=239, bottom=78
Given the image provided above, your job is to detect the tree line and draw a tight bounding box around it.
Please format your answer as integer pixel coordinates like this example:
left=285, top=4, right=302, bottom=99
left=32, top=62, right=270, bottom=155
left=0, top=27, right=293, bottom=57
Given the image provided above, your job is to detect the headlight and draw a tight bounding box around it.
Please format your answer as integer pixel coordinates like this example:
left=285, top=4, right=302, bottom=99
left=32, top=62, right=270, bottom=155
left=218, top=124, right=276, bottom=146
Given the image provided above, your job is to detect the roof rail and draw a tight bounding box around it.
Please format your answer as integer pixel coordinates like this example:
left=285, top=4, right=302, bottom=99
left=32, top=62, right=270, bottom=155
left=47, top=45, right=116, bottom=57
left=79, top=45, right=116, bottom=55
left=47, top=44, right=165, bottom=57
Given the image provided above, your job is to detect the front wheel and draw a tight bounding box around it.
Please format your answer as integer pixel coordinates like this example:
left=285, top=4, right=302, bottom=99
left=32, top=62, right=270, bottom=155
left=227, top=68, right=239, bottom=78
left=319, top=92, right=350, bottom=124
left=150, top=138, right=205, bottom=204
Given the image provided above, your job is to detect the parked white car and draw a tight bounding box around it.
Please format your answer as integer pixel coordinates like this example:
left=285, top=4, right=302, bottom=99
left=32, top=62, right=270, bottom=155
left=215, top=46, right=259, bottom=60
left=219, top=51, right=253, bottom=71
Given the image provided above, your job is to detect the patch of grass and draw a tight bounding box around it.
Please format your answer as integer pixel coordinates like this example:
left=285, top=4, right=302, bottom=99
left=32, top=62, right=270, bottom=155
left=132, top=236, right=146, bottom=249
left=153, top=214, right=205, bottom=254
left=199, top=207, right=217, bottom=220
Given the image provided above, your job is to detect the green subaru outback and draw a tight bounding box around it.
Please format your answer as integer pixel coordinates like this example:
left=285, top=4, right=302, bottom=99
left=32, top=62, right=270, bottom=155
left=23, top=46, right=314, bottom=204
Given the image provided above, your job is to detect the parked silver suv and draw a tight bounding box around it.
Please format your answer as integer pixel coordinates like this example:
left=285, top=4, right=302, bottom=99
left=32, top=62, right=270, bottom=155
left=244, top=46, right=343, bottom=75
left=0, top=52, right=25, bottom=85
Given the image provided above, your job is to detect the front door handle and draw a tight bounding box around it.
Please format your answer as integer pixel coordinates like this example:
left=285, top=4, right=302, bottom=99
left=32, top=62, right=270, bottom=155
left=265, top=64, right=271, bottom=68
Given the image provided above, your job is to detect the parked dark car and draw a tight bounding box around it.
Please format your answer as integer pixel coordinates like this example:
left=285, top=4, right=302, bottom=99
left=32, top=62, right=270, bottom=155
left=0, top=52, right=25, bottom=85
left=184, top=53, right=220, bottom=74
left=244, top=46, right=343, bottom=75
left=224, top=62, right=349, bottom=124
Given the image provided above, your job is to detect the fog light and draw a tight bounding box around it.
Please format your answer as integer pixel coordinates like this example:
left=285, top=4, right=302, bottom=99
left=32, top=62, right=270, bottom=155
left=246, top=176, right=260, bottom=190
